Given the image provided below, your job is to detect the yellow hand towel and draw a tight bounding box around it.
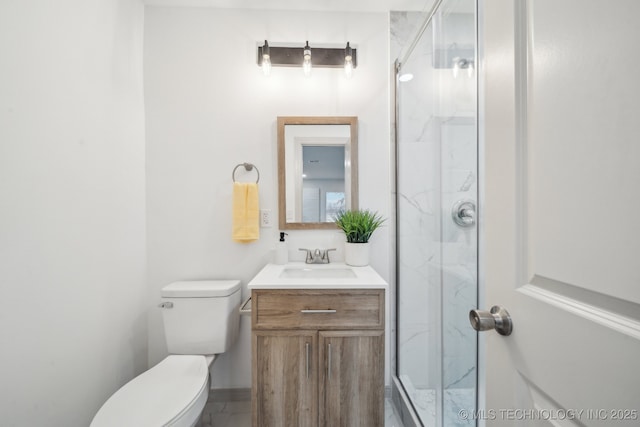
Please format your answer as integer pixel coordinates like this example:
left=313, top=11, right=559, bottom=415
left=232, top=182, right=260, bottom=243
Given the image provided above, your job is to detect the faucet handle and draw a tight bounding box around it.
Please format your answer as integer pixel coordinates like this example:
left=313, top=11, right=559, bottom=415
left=298, top=248, right=313, bottom=263
left=323, top=248, right=336, bottom=263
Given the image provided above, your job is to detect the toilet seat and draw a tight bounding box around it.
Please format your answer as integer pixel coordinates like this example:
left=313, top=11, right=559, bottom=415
left=91, top=355, right=209, bottom=427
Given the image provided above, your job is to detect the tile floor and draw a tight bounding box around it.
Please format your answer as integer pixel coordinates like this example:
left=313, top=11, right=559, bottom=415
left=200, top=398, right=405, bottom=427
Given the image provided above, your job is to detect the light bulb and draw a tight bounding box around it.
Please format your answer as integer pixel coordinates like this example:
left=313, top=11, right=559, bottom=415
left=303, top=41, right=312, bottom=77
left=262, top=54, right=271, bottom=76
left=261, top=40, right=271, bottom=76
left=344, top=57, right=353, bottom=79
left=344, top=42, right=353, bottom=79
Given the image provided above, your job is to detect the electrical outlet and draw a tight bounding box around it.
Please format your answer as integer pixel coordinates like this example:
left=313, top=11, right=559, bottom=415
left=260, top=209, right=272, bottom=228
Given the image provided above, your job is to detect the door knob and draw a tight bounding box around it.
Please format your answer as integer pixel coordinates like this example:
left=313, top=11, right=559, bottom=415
left=469, top=306, right=513, bottom=336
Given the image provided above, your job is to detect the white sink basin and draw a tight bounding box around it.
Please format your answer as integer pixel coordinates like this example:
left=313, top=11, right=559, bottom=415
left=279, top=267, right=357, bottom=279
left=247, top=262, right=387, bottom=289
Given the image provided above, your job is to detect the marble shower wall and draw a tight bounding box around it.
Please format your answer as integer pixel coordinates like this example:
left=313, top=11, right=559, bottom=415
left=441, top=118, right=477, bottom=392
left=392, top=4, right=477, bottom=401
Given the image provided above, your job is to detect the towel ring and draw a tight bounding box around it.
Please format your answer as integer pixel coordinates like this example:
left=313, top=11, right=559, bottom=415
left=232, top=163, right=260, bottom=183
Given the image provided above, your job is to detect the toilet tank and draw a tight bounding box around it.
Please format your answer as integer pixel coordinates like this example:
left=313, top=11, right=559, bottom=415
left=160, top=280, right=241, bottom=355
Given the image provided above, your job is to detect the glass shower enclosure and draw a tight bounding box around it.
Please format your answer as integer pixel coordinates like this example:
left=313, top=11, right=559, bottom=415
left=394, top=0, right=478, bottom=425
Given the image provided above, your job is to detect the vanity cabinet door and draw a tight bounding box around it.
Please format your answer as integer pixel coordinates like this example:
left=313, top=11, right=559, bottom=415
left=252, top=330, right=318, bottom=427
left=318, top=330, right=385, bottom=427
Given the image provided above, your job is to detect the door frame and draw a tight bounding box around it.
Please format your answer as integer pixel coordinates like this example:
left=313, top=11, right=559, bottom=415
left=477, top=0, right=521, bottom=424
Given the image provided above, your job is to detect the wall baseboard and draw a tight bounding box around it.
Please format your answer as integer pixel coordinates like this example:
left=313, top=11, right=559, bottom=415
left=209, top=388, right=251, bottom=403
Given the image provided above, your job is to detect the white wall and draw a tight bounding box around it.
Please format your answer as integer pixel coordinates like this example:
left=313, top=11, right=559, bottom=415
left=144, top=6, right=392, bottom=387
left=0, top=1, right=147, bottom=425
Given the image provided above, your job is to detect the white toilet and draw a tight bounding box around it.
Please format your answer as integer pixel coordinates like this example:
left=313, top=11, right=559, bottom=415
left=91, top=280, right=242, bottom=427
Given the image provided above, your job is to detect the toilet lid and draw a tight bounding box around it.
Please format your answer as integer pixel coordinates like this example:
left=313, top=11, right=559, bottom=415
left=161, top=280, right=241, bottom=298
left=91, top=355, right=209, bottom=427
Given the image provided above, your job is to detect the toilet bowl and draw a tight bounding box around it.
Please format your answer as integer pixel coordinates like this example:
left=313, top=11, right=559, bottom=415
left=91, top=355, right=211, bottom=427
left=91, top=280, right=241, bottom=427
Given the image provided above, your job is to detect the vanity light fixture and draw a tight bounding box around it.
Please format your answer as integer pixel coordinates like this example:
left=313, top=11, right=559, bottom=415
left=256, top=40, right=357, bottom=77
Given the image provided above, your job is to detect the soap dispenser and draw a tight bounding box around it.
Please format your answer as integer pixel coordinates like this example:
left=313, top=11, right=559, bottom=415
left=275, top=232, right=288, bottom=264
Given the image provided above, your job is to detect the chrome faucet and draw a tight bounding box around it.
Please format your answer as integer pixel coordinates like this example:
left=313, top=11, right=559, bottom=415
left=298, top=248, right=336, bottom=264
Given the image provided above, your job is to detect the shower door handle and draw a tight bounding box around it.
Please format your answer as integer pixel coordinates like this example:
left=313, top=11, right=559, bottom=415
left=469, top=306, right=513, bottom=336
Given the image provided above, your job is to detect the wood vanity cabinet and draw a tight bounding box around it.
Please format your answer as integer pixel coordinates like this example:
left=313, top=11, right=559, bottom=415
left=251, top=288, right=385, bottom=427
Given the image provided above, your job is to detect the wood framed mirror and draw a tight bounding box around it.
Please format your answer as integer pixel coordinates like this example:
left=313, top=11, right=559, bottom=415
left=277, top=116, right=358, bottom=230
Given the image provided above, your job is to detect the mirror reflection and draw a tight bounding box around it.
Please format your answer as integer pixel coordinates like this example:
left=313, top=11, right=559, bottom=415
left=287, top=127, right=348, bottom=223
left=278, top=117, right=358, bottom=230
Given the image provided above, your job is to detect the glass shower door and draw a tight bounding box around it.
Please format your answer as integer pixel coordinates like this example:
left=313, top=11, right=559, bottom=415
left=396, top=0, right=477, bottom=425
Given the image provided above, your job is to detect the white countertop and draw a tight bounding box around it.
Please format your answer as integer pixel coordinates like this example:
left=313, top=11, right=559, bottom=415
left=247, top=262, right=388, bottom=289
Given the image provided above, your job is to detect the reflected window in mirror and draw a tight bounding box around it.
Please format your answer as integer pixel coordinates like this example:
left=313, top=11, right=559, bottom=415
left=278, top=117, right=358, bottom=230
left=325, top=191, right=345, bottom=222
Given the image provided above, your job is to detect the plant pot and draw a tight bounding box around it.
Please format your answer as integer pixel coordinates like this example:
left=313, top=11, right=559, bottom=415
left=344, top=242, right=370, bottom=266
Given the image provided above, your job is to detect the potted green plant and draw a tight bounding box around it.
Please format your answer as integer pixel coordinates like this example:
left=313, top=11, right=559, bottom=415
left=334, top=209, right=386, bottom=266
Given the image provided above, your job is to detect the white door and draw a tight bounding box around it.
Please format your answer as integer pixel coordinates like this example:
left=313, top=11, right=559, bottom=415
left=480, top=0, right=640, bottom=425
